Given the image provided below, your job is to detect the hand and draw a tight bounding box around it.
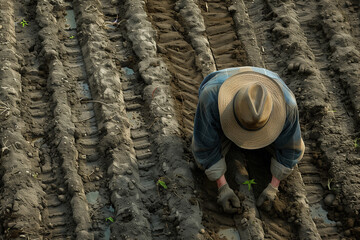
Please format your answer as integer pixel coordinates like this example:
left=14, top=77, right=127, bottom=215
left=256, top=183, right=279, bottom=211
left=217, top=183, right=241, bottom=213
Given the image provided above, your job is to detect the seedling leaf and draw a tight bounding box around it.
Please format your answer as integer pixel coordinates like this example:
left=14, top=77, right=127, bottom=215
left=20, top=19, right=28, bottom=27
left=105, top=217, right=114, bottom=223
left=157, top=179, right=168, bottom=189
left=354, top=138, right=360, bottom=149
left=70, top=35, right=75, bottom=39
left=243, top=179, right=256, bottom=191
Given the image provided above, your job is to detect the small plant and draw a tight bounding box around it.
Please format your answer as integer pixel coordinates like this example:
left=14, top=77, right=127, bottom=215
left=105, top=217, right=114, bottom=223
left=20, top=19, right=28, bottom=27
left=243, top=179, right=256, bottom=191
left=32, top=172, right=39, bottom=179
left=70, top=35, right=75, bottom=39
left=354, top=138, right=360, bottom=149
left=156, top=179, right=168, bottom=189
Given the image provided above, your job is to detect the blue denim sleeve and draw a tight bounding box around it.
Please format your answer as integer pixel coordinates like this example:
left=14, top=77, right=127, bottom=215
left=273, top=104, right=304, bottom=168
left=192, top=86, right=223, bottom=169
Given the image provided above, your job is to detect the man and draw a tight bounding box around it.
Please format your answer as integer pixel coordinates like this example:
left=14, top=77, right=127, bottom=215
left=191, top=67, right=305, bottom=213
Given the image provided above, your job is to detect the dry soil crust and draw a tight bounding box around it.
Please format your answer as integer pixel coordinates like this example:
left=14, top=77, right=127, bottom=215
left=0, top=0, right=359, bottom=239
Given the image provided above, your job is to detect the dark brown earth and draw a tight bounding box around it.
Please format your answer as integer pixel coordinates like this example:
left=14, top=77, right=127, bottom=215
left=0, top=0, right=359, bottom=239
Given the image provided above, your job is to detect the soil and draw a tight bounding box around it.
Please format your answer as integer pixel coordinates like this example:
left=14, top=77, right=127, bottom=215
left=0, top=0, right=359, bottom=239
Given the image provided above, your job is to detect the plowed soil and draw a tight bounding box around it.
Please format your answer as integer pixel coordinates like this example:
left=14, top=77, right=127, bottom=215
left=0, top=0, right=359, bottom=239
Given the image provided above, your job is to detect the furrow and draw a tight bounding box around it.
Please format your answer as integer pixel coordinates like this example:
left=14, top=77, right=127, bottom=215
left=175, top=0, right=216, bottom=78
left=146, top=0, right=202, bottom=140
left=101, top=4, right=167, bottom=237
left=0, top=0, right=45, bottom=238
left=123, top=68, right=169, bottom=239
left=75, top=0, right=170, bottom=238
left=288, top=2, right=348, bottom=238
left=228, top=0, right=265, bottom=67
left=245, top=0, right=360, bottom=238
left=335, top=0, right=360, bottom=53
left=124, top=0, right=204, bottom=239
left=237, top=0, right=330, bottom=239
left=61, top=1, right=115, bottom=238
left=317, top=0, right=360, bottom=230
left=18, top=3, right=76, bottom=239
left=295, top=0, right=360, bottom=237
left=36, top=0, right=93, bottom=238
left=198, top=0, right=249, bottom=69
left=319, top=0, right=360, bottom=125
left=148, top=1, right=251, bottom=239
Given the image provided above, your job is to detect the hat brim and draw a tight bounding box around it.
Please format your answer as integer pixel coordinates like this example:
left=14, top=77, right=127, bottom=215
left=218, top=71, right=286, bottom=149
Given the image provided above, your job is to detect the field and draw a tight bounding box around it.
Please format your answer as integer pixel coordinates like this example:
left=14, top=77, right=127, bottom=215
left=0, top=0, right=359, bottom=239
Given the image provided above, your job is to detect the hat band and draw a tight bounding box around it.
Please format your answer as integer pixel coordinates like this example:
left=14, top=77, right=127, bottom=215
left=232, top=91, right=272, bottom=132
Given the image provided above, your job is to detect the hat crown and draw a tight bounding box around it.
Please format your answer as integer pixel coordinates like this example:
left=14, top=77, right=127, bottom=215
left=234, top=83, right=273, bottom=130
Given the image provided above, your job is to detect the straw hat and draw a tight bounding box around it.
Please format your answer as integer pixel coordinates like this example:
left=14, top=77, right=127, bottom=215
left=218, top=71, right=286, bottom=149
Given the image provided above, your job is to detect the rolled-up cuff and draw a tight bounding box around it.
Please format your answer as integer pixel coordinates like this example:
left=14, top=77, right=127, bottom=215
left=270, top=158, right=293, bottom=181
left=205, top=157, right=227, bottom=181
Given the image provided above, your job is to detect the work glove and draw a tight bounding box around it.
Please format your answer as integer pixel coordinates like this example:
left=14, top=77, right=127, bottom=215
left=256, top=183, right=278, bottom=211
left=217, top=183, right=241, bottom=213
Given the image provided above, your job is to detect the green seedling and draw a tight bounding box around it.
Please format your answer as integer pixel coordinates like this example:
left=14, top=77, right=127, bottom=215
left=156, top=179, right=168, bottom=189
left=354, top=138, right=360, bottom=149
left=20, top=19, right=28, bottom=27
left=243, top=179, right=256, bottom=191
left=32, top=172, right=39, bottom=179
left=105, top=217, right=114, bottom=223
left=70, top=35, right=75, bottom=39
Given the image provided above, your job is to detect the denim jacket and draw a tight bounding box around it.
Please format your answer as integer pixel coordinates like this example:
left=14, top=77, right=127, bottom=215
left=192, top=67, right=305, bottom=180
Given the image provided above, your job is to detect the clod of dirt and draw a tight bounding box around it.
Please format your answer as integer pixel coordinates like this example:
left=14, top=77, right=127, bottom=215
left=324, top=193, right=335, bottom=206
left=273, top=198, right=286, bottom=215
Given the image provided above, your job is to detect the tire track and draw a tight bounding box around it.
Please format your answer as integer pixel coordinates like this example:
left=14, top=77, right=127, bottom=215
left=245, top=0, right=339, bottom=238
left=122, top=67, right=170, bottom=239
left=36, top=0, right=93, bottom=238
left=146, top=0, right=202, bottom=138
left=317, top=0, right=360, bottom=234
left=146, top=1, right=246, bottom=239
left=295, top=0, right=360, bottom=236
left=22, top=3, right=77, bottom=239
left=102, top=4, right=168, bottom=237
left=245, top=0, right=359, bottom=238
left=80, top=0, right=154, bottom=238
left=62, top=0, right=123, bottom=238
left=102, top=0, right=195, bottom=238
left=319, top=0, right=360, bottom=125
left=198, top=0, right=249, bottom=69
left=123, top=0, right=204, bottom=239
left=0, top=1, right=45, bottom=238
left=292, top=1, right=350, bottom=238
